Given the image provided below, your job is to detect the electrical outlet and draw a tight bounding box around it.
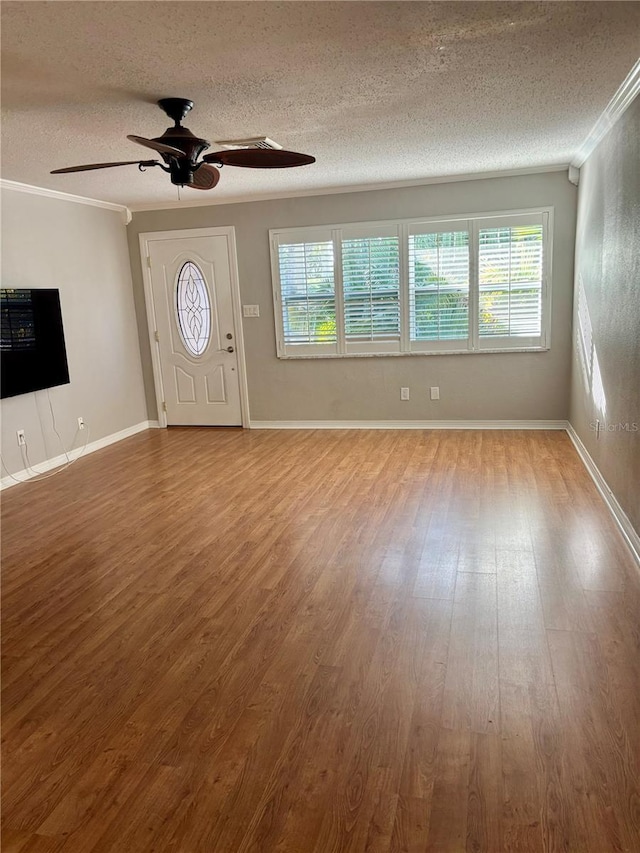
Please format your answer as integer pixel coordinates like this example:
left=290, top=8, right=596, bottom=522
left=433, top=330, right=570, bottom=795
left=16, top=429, right=26, bottom=446
left=77, top=417, right=85, bottom=430
left=400, top=387, right=410, bottom=401
left=430, top=386, right=440, bottom=400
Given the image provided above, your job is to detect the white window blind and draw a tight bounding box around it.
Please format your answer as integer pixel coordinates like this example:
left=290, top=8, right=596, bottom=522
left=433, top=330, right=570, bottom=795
left=478, top=223, right=544, bottom=345
left=271, top=208, right=550, bottom=357
left=277, top=239, right=336, bottom=352
left=342, top=232, right=400, bottom=351
left=409, top=229, right=470, bottom=348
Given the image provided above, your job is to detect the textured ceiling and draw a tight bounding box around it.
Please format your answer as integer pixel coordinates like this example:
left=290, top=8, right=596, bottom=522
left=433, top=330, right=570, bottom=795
left=2, top=1, right=639, bottom=207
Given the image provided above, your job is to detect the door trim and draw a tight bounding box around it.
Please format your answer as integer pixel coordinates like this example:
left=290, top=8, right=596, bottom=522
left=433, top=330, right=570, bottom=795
left=139, top=226, right=250, bottom=428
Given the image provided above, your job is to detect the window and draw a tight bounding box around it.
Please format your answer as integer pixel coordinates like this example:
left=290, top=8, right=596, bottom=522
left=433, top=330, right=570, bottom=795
left=478, top=220, right=544, bottom=344
left=408, top=225, right=470, bottom=351
left=278, top=238, right=336, bottom=352
left=271, top=208, right=551, bottom=357
left=175, top=261, right=211, bottom=356
left=342, top=225, right=400, bottom=354
left=343, top=234, right=399, bottom=343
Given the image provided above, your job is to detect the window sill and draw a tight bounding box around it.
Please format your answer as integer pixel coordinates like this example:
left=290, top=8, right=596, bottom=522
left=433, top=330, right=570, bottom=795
left=277, top=347, right=550, bottom=359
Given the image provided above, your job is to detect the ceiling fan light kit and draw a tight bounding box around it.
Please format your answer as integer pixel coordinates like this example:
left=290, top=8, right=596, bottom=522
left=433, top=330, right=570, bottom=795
left=50, top=98, right=315, bottom=191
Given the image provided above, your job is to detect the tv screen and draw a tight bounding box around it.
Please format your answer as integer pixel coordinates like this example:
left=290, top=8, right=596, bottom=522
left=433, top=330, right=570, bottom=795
left=1, top=289, right=70, bottom=399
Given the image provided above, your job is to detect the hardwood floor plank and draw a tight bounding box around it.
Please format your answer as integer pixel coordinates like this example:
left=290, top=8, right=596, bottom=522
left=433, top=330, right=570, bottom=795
left=233, top=665, right=345, bottom=853
left=466, top=731, right=501, bottom=853
left=584, top=588, right=640, bottom=693
left=310, top=592, right=410, bottom=852
left=35, top=726, right=152, bottom=840
left=412, top=547, right=458, bottom=600
left=499, top=679, right=572, bottom=852
left=0, top=830, right=65, bottom=852
left=554, top=682, right=629, bottom=853
left=353, top=598, right=452, bottom=853
left=499, top=680, right=543, bottom=851
left=442, top=573, right=499, bottom=734
left=425, top=728, right=471, bottom=852
left=527, top=680, right=573, bottom=853
left=569, top=529, right=627, bottom=592
left=548, top=628, right=640, bottom=851
left=390, top=796, right=431, bottom=853
left=497, top=550, right=554, bottom=686
left=546, top=627, right=606, bottom=693
left=271, top=589, right=400, bottom=852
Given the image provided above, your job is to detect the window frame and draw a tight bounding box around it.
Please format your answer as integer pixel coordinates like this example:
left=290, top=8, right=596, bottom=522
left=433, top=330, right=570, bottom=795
left=270, top=206, right=553, bottom=359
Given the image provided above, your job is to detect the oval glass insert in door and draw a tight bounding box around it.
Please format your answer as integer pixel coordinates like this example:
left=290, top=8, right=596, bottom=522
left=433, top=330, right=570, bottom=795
left=175, top=261, right=212, bottom=356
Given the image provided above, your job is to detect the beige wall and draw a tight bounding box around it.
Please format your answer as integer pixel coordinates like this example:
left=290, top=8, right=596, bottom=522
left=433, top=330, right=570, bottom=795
left=569, top=97, right=640, bottom=535
left=1, top=189, right=147, bottom=475
left=128, top=171, right=577, bottom=422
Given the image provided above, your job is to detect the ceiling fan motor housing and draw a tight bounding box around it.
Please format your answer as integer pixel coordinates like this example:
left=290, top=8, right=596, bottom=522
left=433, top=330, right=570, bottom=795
left=154, top=99, right=211, bottom=182
left=154, top=126, right=210, bottom=163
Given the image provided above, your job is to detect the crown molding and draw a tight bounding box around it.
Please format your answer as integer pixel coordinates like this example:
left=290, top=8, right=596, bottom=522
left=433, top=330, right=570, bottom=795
left=1, top=166, right=570, bottom=219
left=0, top=179, right=132, bottom=224
left=572, top=58, right=640, bottom=169
left=127, top=164, right=569, bottom=213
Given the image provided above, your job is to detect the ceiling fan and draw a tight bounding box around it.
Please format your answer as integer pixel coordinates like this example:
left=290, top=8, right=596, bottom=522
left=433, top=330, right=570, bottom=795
left=50, top=98, right=315, bottom=190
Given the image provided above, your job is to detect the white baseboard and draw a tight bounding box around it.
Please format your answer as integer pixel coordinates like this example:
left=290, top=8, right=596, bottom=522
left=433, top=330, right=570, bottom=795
left=566, top=424, right=640, bottom=566
left=1, top=420, right=157, bottom=489
left=249, top=419, right=569, bottom=430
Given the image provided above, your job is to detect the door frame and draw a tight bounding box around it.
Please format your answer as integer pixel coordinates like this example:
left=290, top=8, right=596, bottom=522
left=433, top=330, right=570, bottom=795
left=139, top=226, right=250, bottom=428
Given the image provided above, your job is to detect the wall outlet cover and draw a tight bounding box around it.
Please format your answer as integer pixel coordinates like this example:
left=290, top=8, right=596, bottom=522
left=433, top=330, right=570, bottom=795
left=243, top=304, right=260, bottom=317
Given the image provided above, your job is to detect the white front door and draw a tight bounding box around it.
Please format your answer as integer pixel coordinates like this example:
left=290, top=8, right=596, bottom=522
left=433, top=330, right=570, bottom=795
left=147, top=233, right=242, bottom=426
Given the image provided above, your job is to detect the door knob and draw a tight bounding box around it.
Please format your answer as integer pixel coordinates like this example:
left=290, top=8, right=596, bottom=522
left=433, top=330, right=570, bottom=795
left=224, top=346, right=234, bottom=353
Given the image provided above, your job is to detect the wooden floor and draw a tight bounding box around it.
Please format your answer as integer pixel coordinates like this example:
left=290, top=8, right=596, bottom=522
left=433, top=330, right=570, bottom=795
left=2, top=428, right=640, bottom=852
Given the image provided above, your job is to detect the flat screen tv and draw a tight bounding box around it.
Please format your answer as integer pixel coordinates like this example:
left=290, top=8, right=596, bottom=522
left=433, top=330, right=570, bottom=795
left=1, top=289, right=70, bottom=399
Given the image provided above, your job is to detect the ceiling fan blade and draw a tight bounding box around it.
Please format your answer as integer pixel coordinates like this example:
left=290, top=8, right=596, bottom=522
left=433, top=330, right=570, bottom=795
left=127, top=135, right=184, bottom=156
left=203, top=148, right=315, bottom=169
left=51, top=160, right=157, bottom=174
left=188, top=164, right=221, bottom=190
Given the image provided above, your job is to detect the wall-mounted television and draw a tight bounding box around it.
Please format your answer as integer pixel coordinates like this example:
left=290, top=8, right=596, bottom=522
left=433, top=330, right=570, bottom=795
left=1, top=289, right=70, bottom=399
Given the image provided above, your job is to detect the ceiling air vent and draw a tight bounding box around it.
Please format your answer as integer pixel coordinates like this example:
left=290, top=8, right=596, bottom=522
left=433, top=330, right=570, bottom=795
left=213, top=136, right=283, bottom=151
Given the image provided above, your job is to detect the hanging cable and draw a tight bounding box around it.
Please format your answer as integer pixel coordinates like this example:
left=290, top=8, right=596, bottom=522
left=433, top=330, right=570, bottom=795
left=46, top=387, right=71, bottom=464
left=1, top=393, right=91, bottom=485
left=9, top=427, right=90, bottom=483
left=1, top=456, right=33, bottom=485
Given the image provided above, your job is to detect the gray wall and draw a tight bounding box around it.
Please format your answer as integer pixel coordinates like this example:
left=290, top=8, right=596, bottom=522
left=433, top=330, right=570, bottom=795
left=569, top=97, right=640, bottom=535
left=128, top=171, right=577, bottom=422
left=1, top=189, right=147, bottom=475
